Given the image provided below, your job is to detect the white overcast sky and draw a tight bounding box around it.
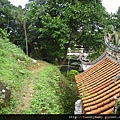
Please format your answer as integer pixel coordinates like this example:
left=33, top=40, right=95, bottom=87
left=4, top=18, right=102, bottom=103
left=8, top=0, right=120, bottom=14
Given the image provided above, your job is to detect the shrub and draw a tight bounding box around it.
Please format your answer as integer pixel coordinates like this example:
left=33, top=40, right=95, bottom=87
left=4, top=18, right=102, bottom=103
left=0, top=28, right=9, bottom=40
left=68, top=70, right=79, bottom=81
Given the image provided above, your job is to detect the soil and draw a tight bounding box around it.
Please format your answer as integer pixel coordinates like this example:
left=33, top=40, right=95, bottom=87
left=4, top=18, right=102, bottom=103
left=15, top=60, right=49, bottom=113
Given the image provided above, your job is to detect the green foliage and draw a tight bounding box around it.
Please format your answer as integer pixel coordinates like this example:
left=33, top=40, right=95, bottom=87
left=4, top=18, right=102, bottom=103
left=37, top=1, right=83, bottom=64
left=39, top=14, right=70, bottom=59
left=0, top=0, right=28, bottom=53
left=0, top=28, right=9, bottom=40
left=0, top=27, right=77, bottom=114
left=88, top=45, right=105, bottom=61
left=68, top=70, right=79, bottom=81
left=0, top=34, right=31, bottom=113
left=0, top=29, right=78, bottom=114
left=24, top=65, right=78, bottom=114
left=111, top=7, right=120, bottom=32
left=78, top=82, right=83, bottom=86
left=0, top=0, right=112, bottom=64
left=34, top=0, right=109, bottom=64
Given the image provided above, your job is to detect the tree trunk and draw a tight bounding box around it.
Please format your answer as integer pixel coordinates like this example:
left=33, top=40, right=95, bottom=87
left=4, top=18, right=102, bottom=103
left=58, top=40, right=71, bottom=67
left=23, top=21, right=28, bottom=56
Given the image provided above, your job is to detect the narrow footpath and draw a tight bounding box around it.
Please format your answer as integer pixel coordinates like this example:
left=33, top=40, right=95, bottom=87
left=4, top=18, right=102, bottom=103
left=15, top=60, right=49, bottom=113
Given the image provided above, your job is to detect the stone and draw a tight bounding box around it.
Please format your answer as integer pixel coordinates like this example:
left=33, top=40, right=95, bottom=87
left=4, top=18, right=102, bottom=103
left=0, top=81, right=11, bottom=107
left=74, top=99, right=82, bottom=114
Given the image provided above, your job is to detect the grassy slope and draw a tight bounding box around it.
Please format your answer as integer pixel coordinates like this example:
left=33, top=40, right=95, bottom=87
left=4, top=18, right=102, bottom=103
left=24, top=65, right=78, bottom=114
left=0, top=38, right=31, bottom=113
left=0, top=38, right=78, bottom=114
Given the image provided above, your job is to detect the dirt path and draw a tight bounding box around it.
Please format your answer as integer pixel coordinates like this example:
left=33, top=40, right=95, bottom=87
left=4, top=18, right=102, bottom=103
left=15, top=60, right=49, bottom=113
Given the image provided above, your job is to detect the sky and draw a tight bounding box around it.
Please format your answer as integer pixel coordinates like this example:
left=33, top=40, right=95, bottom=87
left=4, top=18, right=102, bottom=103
left=8, top=0, right=120, bottom=14
left=102, top=0, right=120, bottom=13
left=8, top=0, right=29, bottom=8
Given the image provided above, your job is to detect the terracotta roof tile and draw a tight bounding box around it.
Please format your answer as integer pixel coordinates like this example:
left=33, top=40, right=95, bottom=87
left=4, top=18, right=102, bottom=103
left=75, top=56, right=120, bottom=114
left=83, top=84, right=119, bottom=103
left=101, top=108, right=114, bottom=114
left=91, top=109, right=101, bottom=114
left=84, top=107, right=91, bottom=112
left=84, top=103, right=89, bottom=107
left=97, top=102, right=104, bottom=107
left=108, top=101, right=115, bottom=108
left=90, top=105, right=98, bottom=110
left=86, top=111, right=93, bottom=114
left=99, top=105, right=109, bottom=112
left=103, top=99, right=111, bottom=104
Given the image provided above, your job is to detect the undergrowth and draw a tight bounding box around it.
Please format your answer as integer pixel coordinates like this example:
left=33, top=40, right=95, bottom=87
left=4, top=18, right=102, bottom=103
left=0, top=29, right=78, bottom=114
left=24, top=65, right=78, bottom=114
left=0, top=29, right=31, bottom=113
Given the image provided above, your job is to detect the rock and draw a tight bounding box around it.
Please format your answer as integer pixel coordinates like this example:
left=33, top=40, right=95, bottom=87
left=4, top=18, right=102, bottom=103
left=0, top=81, right=11, bottom=107
left=32, top=59, right=37, bottom=63
left=30, top=58, right=37, bottom=63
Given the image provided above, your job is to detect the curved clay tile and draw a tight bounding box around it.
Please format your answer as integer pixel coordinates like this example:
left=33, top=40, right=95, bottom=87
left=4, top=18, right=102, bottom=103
left=83, top=86, right=119, bottom=112
left=115, top=88, right=120, bottom=93
left=108, top=101, right=115, bottom=108
left=100, top=108, right=114, bottom=114
left=86, top=63, right=119, bottom=80
left=82, top=88, right=112, bottom=103
left=85, top=100, right=116, bottom=114
left=90, top=105, right=98, bottom=110
left=83, top=68, right=120, bottom=88
left=82, top=93, right=98, bottom=103
left=82, top=82, right=120, bottom=103
left=83, top=93, right=120, bottom=111
left=84, top=96, right=120, bottom=114
left=84, top=103, right=89, bottom=107
left=75, top=56, right=120, bottom=114
left=99, top=105, right=109, bottom=112
left=109, top=94, right=120, bottom=101
left=91, top=108, right=101, bottom=114
left=82, top=74, right=117, bottom=91
left=76, top=58, right=107, bottom=77
left=103, top=98, right=111, bottom=104
left=97, top=102, right=104, bottom=108
left=86, top=111, right=92, bottom=114
left=84, top=107, right=91, bottom=112
left=87, top=63, right=115, bottom=79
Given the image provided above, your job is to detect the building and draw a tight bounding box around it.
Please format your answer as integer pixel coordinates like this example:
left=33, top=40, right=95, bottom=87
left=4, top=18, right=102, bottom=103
left=74, top=32, right=120, bottom=114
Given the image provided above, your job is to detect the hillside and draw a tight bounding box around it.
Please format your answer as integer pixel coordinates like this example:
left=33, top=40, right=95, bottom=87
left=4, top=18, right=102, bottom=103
left=0, top=30, right=78, bottom=114
left=0, top=31, right=31, bottom=113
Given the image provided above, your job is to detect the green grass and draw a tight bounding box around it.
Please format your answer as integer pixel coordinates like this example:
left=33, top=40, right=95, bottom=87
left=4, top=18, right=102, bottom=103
left=0, top=38, right=31, bottom=114
left=0, top=38, right=78, bottom=114
left=24, top=65, right=78, bottom=114
left=0, top=29, right=78, bottom=114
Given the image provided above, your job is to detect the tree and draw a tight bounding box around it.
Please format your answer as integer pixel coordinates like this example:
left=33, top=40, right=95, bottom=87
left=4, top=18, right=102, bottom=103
left=9, top=6, right=26, bottom=50
left=0, top=0, right=110, bottom=63
left=37, top=0, right=83, bottom=64
left=35, top=0, right=109, bottom=64
left=0, top=0, right=13, bottom=31
left=112, top=6, right=120, bottom=32
left=39, top=14, right=71, bottom=64
left=0, top=0, right=27, bottom=52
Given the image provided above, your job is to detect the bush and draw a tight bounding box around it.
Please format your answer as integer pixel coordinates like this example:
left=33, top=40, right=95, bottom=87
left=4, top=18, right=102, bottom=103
left=68, top=70, right=79, bottom=81
left=0, top=28, right=9, bottom=40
